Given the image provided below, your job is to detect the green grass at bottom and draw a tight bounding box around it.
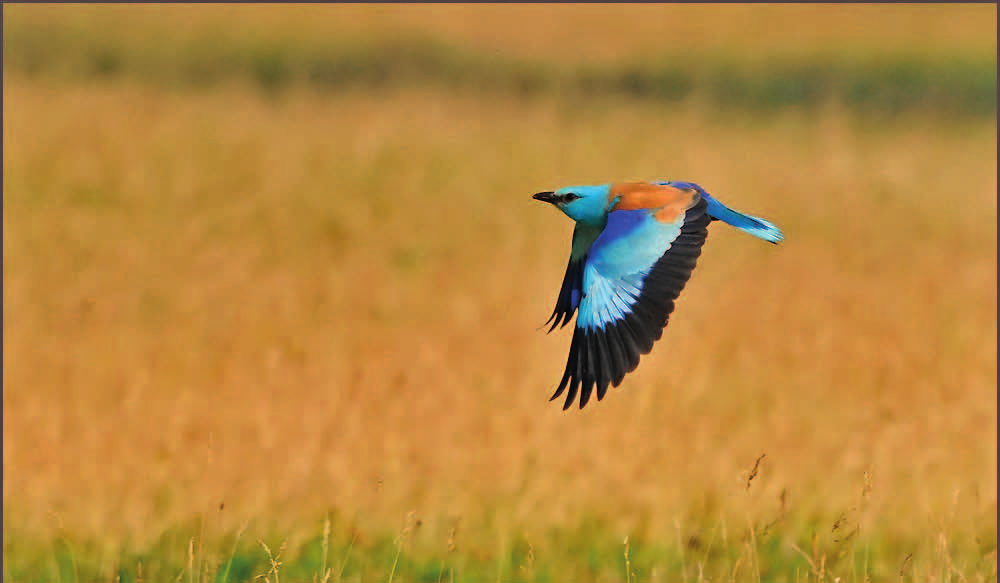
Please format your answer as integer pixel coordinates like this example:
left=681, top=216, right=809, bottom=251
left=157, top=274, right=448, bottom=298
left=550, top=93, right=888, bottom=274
left=4, top=513, right=995, bottom=583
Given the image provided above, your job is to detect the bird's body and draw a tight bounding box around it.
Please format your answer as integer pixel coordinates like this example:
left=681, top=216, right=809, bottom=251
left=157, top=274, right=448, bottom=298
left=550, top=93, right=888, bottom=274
left=533, top=181, right=782, bottom=410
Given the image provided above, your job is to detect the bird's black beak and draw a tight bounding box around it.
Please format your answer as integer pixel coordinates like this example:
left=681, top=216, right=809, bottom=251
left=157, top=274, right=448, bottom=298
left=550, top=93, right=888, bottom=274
left=532, top=191, right=556, bottom=204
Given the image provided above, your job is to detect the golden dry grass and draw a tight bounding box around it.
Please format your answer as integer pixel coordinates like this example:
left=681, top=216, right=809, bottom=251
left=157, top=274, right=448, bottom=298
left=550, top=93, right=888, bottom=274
left=4, top=5, right=996, bottom=578
left=3, top=68, right=995, bottom=578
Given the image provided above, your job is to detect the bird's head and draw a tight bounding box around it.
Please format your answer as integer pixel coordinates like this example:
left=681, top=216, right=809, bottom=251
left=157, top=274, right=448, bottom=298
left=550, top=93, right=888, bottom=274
left=532, top=184, right=611, bottom=225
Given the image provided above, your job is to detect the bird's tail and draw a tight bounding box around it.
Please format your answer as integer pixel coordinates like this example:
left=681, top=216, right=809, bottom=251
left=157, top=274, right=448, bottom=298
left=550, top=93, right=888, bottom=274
left=704, top=195, right=784, bottom=244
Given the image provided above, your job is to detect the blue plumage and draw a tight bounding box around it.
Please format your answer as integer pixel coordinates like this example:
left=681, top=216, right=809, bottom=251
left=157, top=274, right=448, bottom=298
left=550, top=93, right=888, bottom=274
left=659, top=181, right=783, bottom=244
left=533, top=181, right=783, bottom=409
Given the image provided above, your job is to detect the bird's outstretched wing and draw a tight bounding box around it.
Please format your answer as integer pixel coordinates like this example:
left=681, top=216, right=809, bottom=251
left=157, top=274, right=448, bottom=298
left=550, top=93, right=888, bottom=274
left=550, top=184, right=710, bottom=409
left=544, top=223, right=603, bottom=332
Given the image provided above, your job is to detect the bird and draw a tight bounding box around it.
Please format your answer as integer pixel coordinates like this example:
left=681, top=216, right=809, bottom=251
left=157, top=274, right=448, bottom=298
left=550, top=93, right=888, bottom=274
left=532, top=180, right=783, bottom=410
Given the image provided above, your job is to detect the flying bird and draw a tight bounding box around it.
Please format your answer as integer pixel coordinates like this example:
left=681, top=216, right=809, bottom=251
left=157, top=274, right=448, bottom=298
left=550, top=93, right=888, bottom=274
left=533, top=181, right=783, bottom=410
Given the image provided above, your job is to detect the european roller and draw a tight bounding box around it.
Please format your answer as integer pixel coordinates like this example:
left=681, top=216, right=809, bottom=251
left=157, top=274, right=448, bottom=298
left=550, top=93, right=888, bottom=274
left=533, top=181, right=783, bottom=410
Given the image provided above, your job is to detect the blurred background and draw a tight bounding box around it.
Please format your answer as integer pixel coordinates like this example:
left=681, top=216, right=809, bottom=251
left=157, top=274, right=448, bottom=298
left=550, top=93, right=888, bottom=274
left=3, top=5, right=996, bottom=582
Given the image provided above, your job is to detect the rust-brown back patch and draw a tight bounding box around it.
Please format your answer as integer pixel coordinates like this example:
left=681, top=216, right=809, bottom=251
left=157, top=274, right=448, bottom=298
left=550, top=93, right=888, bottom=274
left=609, top=182, right=700, bottom=223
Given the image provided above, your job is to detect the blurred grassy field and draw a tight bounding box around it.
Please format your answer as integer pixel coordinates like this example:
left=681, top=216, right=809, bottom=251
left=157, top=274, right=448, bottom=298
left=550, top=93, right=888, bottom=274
left=3, top=5, right=997, bottom=583
left=5, top=4, right=996, bottom=62
left=4, top=5, right=997, bottom=118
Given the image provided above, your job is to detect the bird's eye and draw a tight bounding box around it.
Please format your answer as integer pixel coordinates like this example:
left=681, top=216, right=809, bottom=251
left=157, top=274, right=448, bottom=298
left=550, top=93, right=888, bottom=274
left=562, top=193, right=581, bottom=202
